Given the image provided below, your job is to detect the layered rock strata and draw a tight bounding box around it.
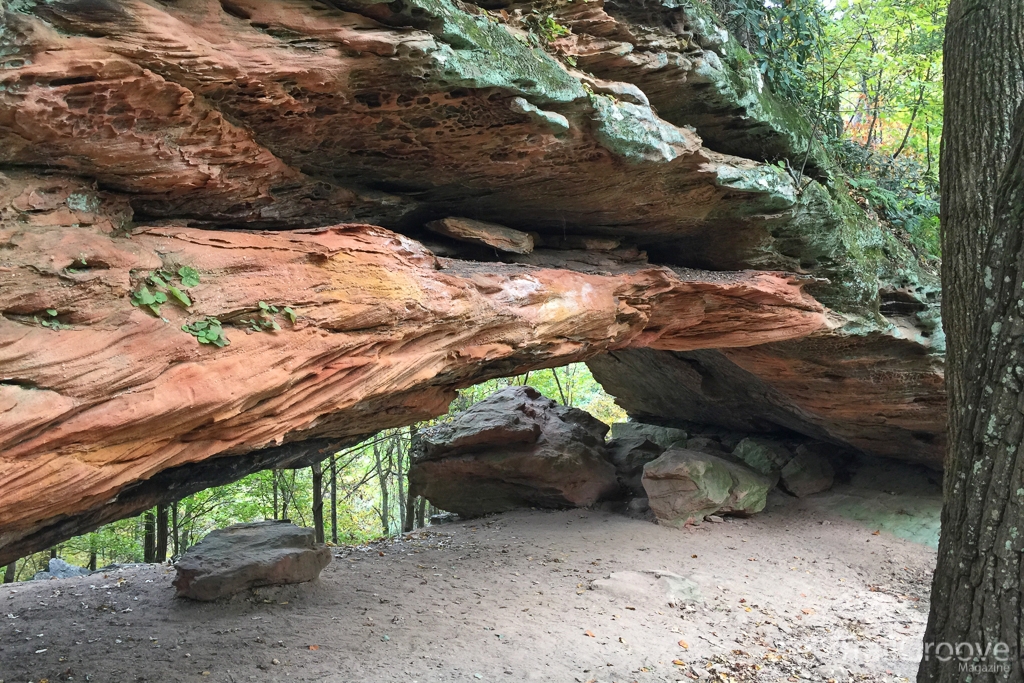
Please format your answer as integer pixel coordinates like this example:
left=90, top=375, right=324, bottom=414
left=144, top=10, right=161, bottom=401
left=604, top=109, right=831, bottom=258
left=0, top=0, right=944, bottom=559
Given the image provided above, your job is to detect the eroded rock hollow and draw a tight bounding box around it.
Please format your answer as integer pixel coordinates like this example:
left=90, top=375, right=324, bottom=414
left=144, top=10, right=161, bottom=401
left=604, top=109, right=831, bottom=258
left=0, top=0, right=942, bottom=564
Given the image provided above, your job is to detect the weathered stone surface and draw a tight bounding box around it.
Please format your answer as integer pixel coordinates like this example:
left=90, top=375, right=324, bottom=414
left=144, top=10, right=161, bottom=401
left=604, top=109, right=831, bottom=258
left=408, top=386, right=619, bottom=516
left=685, top=436, right=729, bottom=456
left=732, top=437, right=793, bottom=476
left=31, top=557, right=91, bottom=581
left=589, top=341, right=945, bottom=468
left=172, top=521, right=330, bottom=601
left=781, top=445, right=835, bottom=497
left=426, top=217, right=535, bottom=254
left=607, top=437, right=665, bottom=496
left=609, top=423, right=688, bottom=450
left=642, top=449, right=773, bottom=527
left=0, top=171, right=832, bottom=565
left=0, top=0, right=944, bottom=563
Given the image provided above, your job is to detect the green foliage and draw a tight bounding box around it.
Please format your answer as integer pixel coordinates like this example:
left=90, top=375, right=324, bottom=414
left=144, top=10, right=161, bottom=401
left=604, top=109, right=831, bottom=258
left=714, top=0, right=944, bottom=257
left=237, top=301, right=298, bottom=332
left=36, top=308, right=72, bottom=330
left=182, top=317, right=230, bottom=347
left=833, top=139, right=940, bottom=259
left=723, top=0, right=827, bottom=111
left=178, top=266, right=201, bottom=288
left=130, top=267, right=199, bottom=317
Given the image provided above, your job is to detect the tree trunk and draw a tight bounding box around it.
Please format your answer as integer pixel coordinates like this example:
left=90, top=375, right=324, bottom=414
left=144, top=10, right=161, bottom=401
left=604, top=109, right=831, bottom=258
left=143, top=509, right=155, bottom=563
left=416, top=497, right=426, bottom=528
left=373, top=438, right=390, bottom=536
left=939, top=0, right=1024, bottom=457
left=330, top=455, right=338, bottom=544
left=3, top=562, right=14, bottom=583
left=155, top=504, right=168, bottom=563
left=921, top=1, right=1024, bottom=679
left=396, top=432, right=406, bottom=535
left=311, top=461, right=325, bottom=544
left=49, top=548, right=56, bottom=559
left=273, top=469, right=279, bottom=520
left=171, top=501, right=180, bottom=557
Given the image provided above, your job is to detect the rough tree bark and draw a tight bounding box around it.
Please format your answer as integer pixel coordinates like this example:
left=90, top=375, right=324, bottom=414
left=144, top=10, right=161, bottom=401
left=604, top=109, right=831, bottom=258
left=921, top=1, right=1024, bottom=677
left=3, top=562, right=14, bottom=583
left=939, top=0, right=1024, bottom=458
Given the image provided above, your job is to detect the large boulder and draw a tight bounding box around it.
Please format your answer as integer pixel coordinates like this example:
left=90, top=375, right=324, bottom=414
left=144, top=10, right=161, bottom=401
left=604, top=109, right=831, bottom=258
left=31, top=557, right=91, bottom=581
left=609, top=423, right=689, bottom=450
left=409, top=386, right=619, bottom=517
left=780, top=444, right=836, bottom=497
left=606, top=437, right=666, bottom=496
left=732, top=437, right=794, bottom=477
left=642, top=449, right=773, bottom=527
left=173, top=521, right=331, bottom=601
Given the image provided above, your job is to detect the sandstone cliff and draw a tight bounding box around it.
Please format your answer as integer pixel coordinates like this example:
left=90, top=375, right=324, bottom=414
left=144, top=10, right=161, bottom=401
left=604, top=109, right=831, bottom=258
left=0, top=0, right=941, bottom=564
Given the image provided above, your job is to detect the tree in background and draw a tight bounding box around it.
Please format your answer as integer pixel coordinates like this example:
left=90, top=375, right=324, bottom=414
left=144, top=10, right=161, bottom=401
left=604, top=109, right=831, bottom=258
left=919, top=0, right=1024, bottom=680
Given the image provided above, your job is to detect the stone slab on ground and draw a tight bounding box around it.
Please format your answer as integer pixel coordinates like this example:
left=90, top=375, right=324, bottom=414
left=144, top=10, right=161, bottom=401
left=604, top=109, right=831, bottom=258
left=172, top=521, right=330, bottom=601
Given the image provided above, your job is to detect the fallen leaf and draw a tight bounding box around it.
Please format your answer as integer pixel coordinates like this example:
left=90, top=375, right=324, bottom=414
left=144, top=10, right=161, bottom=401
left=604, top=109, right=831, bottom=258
left=872, top=530, right=880, bottom=536
left=673, top=659, right=686, bottom=666
left=625, top=606, right=636, bottom=611
left=691, top=554, right=698, bottom=558
left=308, top=645, right=320, bottom=651
left=801, top=608, right=815, bottom=615
left=678, top=639, right=689, bottom=649
left=584, top=630, right=595, bottom=638
left=379, top=551, right=385, bottom=556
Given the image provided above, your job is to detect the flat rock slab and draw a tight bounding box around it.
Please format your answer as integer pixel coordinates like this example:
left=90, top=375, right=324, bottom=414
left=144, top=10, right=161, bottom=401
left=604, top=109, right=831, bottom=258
left=426, top=217, right=534, bottom=254
left=173, top=521, right=330, bottom=601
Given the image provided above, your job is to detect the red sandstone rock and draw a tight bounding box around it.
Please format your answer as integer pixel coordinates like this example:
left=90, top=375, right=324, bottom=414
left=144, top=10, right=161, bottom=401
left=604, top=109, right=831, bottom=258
left=0, top=175, right=826, bottom=564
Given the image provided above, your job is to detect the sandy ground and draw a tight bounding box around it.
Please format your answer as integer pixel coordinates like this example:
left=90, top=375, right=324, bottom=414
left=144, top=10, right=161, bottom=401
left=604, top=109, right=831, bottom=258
left=1, top=462, right=941, bottom=683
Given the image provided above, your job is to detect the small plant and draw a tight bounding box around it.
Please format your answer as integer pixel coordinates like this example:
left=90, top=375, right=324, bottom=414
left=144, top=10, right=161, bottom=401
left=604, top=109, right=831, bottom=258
left=182, top=317, right=230, bottom=347
left=130, top=266, right=199, bottom=317
left=238, top=302, right=297, bottom=332
left=37, top=309, right=72, bottom=331
left=537, top=15, right=570, bottom=42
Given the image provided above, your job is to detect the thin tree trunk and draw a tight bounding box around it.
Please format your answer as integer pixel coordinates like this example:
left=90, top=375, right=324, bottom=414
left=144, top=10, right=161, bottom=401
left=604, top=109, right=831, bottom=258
left=396, top=431, right=406, bottom=535
left=330, top=455, right=338, bottom=544
left=416, top=497, right=426, bottom=528
left=373, top=438, right=390, bottom=536
left=891, top=66, right=931, bottom=160
left=403, top=493, right=416, bottom=533
left=171, top=501, right=179, bottom=557
left=926, top=123, right=933, bottom=176
left=3, top=562, right=14, bottom=583
left=551, top=368, right=567, bottom=404
left=155, top=504, right=168, bottom=563
left=921, top=2, right=1024, bottom=680
left=143, top=509, right=155, bottom=563
left=273, top=469, right=279, bottom=520
left=311, top=461, right=325, bottom=543
left=49, top=548, right=56, bottom=560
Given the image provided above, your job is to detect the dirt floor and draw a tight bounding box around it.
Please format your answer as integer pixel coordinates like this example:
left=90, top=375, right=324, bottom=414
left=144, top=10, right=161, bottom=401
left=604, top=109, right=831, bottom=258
left=0, top=460, right=941, bottom=683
